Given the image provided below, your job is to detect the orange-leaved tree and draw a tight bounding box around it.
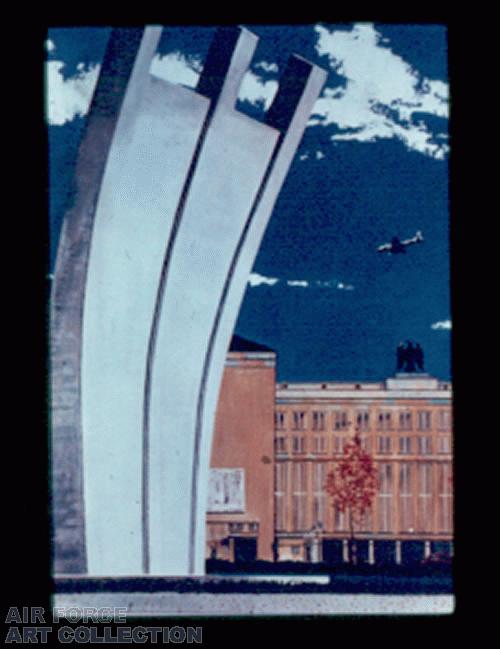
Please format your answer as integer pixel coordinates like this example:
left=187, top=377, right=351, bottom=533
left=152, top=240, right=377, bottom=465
left=326, top=433, right=378, bottom=565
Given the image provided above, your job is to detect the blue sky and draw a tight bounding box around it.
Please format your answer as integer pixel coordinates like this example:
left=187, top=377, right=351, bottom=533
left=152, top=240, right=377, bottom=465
left=46, top=23, right=450, bottom=382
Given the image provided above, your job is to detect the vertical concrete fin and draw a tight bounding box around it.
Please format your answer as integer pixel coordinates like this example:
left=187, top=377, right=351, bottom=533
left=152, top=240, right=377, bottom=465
left=50, top=26, right=162, bottom=576
left=196, top=26, right=258, bottom=109
left=89, top=29, right=149, bottom=116
left=52, top=27, right=147, bottom=289
left=52, top=26, right=161, bottom=310
left=143, top=27, right=257, bottom=576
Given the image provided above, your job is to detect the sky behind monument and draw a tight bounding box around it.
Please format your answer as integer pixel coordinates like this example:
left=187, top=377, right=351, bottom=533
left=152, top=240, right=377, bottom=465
left=46, top=23, right=450, bottom=382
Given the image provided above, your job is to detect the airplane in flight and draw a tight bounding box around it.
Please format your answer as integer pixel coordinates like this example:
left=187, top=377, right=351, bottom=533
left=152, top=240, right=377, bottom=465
left=377, top=230, right=424, bottom=254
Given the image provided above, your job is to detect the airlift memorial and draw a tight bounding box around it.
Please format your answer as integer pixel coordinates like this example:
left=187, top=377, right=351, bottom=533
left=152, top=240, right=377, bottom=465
left=50, top=25, right=326, bottom=577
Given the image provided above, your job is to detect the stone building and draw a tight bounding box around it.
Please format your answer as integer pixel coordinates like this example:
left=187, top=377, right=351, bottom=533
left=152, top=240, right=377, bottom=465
left=274, top=375, right=453, bottom=564
left=207, top=338, right=453, bottom=565
left=206, top=336, right=276, bottom=562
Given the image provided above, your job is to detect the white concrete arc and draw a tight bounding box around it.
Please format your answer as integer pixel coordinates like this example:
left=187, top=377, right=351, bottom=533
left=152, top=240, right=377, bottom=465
left=146, top=104, right=280, bottom=575
left=80, top=29, right=210, bottom=575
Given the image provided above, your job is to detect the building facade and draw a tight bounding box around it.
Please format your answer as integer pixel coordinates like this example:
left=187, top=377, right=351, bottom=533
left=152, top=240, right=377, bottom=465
left=206, top=336, right=276, bottom=562
left=207, top=340, right=453, bottom=566
left=274, top=375, right=453, bottom=564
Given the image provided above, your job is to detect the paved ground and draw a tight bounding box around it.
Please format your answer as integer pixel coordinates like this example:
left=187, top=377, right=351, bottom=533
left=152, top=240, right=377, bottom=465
left=53, top=592, right=454, bottom=616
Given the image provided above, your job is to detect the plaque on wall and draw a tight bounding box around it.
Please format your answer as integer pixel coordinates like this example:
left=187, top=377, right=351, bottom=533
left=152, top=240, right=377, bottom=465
left=207, top=468, right=245, bottom=513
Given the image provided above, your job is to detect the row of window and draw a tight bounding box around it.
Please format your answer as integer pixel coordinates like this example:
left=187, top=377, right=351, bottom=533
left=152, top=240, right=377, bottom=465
left=275, top=409, right=451, bottom=432
left=275, top=462, right=452, bottom=533
left=276, top=462, right=452, bottom=495
left=275, top=434, right=452, bottom=455
left=228, top=521, right=258, bottom=533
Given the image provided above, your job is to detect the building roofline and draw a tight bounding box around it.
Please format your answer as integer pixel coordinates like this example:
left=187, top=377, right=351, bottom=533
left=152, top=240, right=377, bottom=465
left=275, top=375, right=452, bottom=400
left=229, top=334, right=275, bottom=353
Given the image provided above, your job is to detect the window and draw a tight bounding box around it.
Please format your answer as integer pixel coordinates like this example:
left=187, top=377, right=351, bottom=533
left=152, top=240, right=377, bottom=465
left=333, top=411, right=349, bottom=431
left=208, top=469, right=245, bottom=513
left=275, top=463, right=288, bottom=530
left=312, top=411, right=326, bottom=431
left=333, top=436, right=345, bottom=454
left=378, top=463, right=393, bottom=532
left=334, top=505, right=346, bottom=531
left=358, top=509, right=372, bottom=532
left=360, top=435, right=371, bottom=453
left=356, top=411, right=370, bottom=431
left=313, top=435, right=327, bottom=454
left=377, top=411, right=393, bottom=431
left=292, top=436, right=306, bottom=454
left=399, top=463, right=414, bottom=532
left=275, top=411, right=286, bottom=430
left=313, top=462, right=327, bottom=492
left=399, top=411, right=413, bottom=431
left=292, top=411, right=306, bottom=430
left=438, top=463, right=452, bottom=532
left=229, top=522, right=244, bottom=532
left=417, top=436, right=432, bottom=455
left=312, top=463, right=327, bottom=527
left=292, top=463, right=308, bottom=531
left=417, top=411, right=432, bottom=431
left=437, top=435, right=451, bottom=454
left=377, top=435, right=392, bottom=454
left=275, top=436, right=287, bottom=454
left=417, top=463, right=433, bottom=531
left=438, top=410, right=452, bottom=430
left=399, top=436, right=412, bottom=454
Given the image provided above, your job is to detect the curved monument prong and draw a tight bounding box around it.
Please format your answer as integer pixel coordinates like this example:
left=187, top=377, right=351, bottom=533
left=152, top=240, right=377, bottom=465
left=145, top=26, right=282, bottom=575
left=51, top=24, right=326, bottom=577
left=196, top=26, right=258, bottom=108
left=190, top=54, right=328, bottom=575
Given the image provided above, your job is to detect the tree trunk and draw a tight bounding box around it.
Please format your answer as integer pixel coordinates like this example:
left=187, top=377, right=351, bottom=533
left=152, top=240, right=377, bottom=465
left=349, top=509, right=357, bottom=566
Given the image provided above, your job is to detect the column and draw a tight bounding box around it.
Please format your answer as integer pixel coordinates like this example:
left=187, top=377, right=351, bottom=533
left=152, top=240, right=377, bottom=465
left=395, top=540, right=402, bottom=565
left=342, top=539, right=349, bottom=563
left=393, top=459, right=399, bottom=538
left=368, top=539, right=375, bottom=565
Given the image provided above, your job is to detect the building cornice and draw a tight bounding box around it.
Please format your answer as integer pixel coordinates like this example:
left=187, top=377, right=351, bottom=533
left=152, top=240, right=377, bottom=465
left=276, top=390, right=451, bottom=402
left=276, top=375, right=451, bottom=402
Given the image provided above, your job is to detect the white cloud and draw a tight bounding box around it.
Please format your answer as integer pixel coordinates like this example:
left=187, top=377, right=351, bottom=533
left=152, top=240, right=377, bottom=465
left=255, top=61, right=279, bottom=73
left=248, top=272, right=280, bottom=287
left=316, top=150, right=325, bottom=160
left=315, top=279, right=355, bottom=290
left=150, top=52, right=202, bottom=88
left=299, top=153, right=309, bottom=161
left=249, top=273, right=355, bottom=290
left=287, top=280, right=309, bottom=288
left=46, top=60, right=100, bottom=126
left=238, top=69, right=279, bottom=109
left=310, top=23, right=449, bottom=159
left=431, top=320, right=452, bottom=330
left=46, top=39, right=55, bottom=52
